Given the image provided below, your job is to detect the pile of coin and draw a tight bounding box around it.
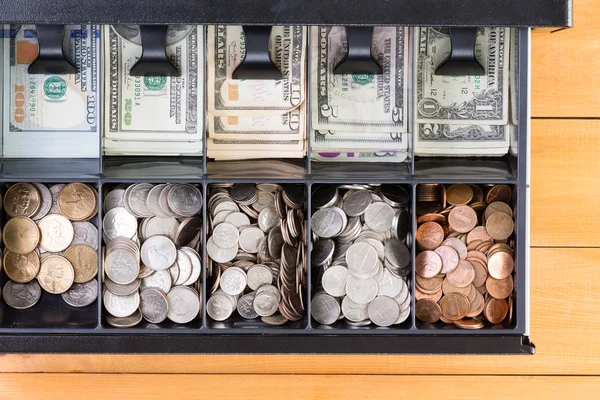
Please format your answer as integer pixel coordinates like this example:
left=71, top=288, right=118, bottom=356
left=310, top=184, right=411, bottom=327
left=206, top=183, right=306, bottom=326
left=414, top=184, right=515, bottom=329
left=1, top=182, right=99, bottom=310
left=101, top=183, right=203, bottom=327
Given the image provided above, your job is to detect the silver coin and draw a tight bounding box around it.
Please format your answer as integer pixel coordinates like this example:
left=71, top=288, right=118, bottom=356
left=144, top=217, right=179, bottom=241
left=112, top=24, right=194, bottom=46
left=252, top=191, right=275, bottom=212
left=105, top=277, right=140, bottom=296
left=128, top=183, right=154, bottom=217
left=106, top=308, right=143, bottom=328
left=311, top=208, right=343, bottom=238
left=31, top=183, right=52, bottom=220
left=61, top=279, right=98, bottom=307
left=253, top=290, right=279, bottom=317
left=346, top=242, right=379, bottom=276
left=169, top=262, right=180, bottom=284
left=220, top=267, right=247, bottom=296
left=345, top=276, right=378, bottom=305
left=261, top=313, right=289, bottom=326
left=341, top=296, right=369, bottom=322
left=246, top=265, right=273, bottom=290
left=141, top=235, right=177, bottom=271
left=105, top=248, right=139, bottom=285
left=180, top=247, right=202, bottom=286
left=104, top=188, right=126, bottom=213
left=103, top=207, right=137, bottom=240
left=342, top=190, right=373, bottom=217
left=311, top=293, right=340, bottom=325
left=367, top=295, right=399, bottom=327
left=393, top=280, right=410, bottom=308
left=258, top=207, right=279, bottom=232
left=104, top=290, right=140, bottom=318
left=138, top=265, right=154, bottom=279
left=207, top=237, right=238, bottom=263
left=167, top=286, right=200, bottom=324
left=238, top=226, right=265, bottom=254
left=168, top=184, right=203, bottom=217
left=207, top=291, right=235, bottom=321
left=364, top=202, right=395, bottom=232
left=231, top=183, right=257, bottom=204
left=237, top=292, right=259, bottom=319
left=384, top=238, right=411, bottom=269
left=213, top=200, right=239, bottom=215
left=173, top=249, right=192, bottom=285
left=224, top=212, right=250, bottom=228
left=140, top=269, right=172, bottom=294
left=212, top=222, right=239, bottom=249
left=140, top=288, right=169, bottom=324
left=394, top=299, right=411, bottom=324
left=322, top=265, right=350, bottom=297
left=377, top=268, right=404, bottom=298
left=72, top=221, right=99, bottom=250
left=2, top=280, right=42, bottom=309
left=146, top=184, right=169, bottom=217
left=158, top=184, right=178, bottom=217
left=49, top=184, right=65, bottom=214
left=212, top=209, right=234, bottom=226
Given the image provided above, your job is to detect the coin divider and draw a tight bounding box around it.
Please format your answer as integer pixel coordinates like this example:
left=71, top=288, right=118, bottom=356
left=0, top=180, right=101, bottom=331
left=98, top=180, right=205, bottom=331
left=204, top=180, right=310, bottom=332
left=0, top=28, right=530, bottom=348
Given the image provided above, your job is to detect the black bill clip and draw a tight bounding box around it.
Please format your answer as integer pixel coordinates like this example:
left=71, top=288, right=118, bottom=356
left=28, top=25, right=77, bottom=75
left=130, top=25, right=180, bottom=77
left=333, top=26, right=382, bottom=75
left=232, top=26, right=282, bottom=80
left=435, top=27, right=485, bottom=76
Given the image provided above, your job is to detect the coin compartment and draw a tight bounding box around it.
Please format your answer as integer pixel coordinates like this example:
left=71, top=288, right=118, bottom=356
left=99, top=182, right=204, bottom=330
left=0, top=181, right=100, bottom=330
left=205, top=181, right=309, bottom=331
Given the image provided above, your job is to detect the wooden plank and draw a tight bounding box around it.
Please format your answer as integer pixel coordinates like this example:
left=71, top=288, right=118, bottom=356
left=532, top=0, right=600, bottom=117
left=2, top=247, right=600, bottom=375
left=531, top=119, right=600, bottom=246
left=1, top=374, right=599, bottom=399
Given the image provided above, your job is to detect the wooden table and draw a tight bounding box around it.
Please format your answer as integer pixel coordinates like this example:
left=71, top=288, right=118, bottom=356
left=3, top=3, right=599, bottom=397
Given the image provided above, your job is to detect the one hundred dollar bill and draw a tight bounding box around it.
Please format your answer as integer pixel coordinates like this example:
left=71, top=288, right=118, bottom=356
left=3, top=24, right=101, bottom=158
left=414, top=123, right=509, bottom=156
left=415, top=27, right=509, bottom=125
left=311, top=129, right=407, bottom=151
left=207, top=25, right=306, bottom=116
left=103, top=25, right=203, bottom=143
left=311, top=151, right=408, bottom=163
left=208, top=108, right=304, bottom=141
left=311, top=26, right=409, bottom=133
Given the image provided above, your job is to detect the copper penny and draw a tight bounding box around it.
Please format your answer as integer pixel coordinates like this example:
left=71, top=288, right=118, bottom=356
left=476, top=284, right=487, bottom=295
left=439, top=314, right=453, bottom=324
left=435, top=245, right=459, bottom=274
left=484, top=201, right=513, bottom=219
left=417, top=213, right=446, bottom=224
left=448, top=205, right=477, bottom=233
left=58, top=183, right=98, bottom=221
left=484, top=297, right=509, bottom=324
left=485, top=184, right=512, bottom=204
left=466, top=226, right=494, bottom=244
left=466, top=290, right=485, bottom=317
left=3, top=250, right=40, bottom=283
left=3, top=216, right=40, bottom=255
left=415, top=250, right=443, bottom=278
left=446, top=184, right=473, bottom=206
left=64, top=244, right=98, bottom=283
left=470, top=201, right=487, bottom=214
left=486, top=276, right=513, bottom=299
left=470, top=259, right=488, bottom=287
left=441, top=238, right=467, bottom=259
left=467, top=240, right=484, bottom=251
left=416, top=299, right=442, bottom=323
left=4, top=183, right=41, bottom=218
left=416, top=202, right=442, bottom=216
left=454, top=317, right=484, bottom=330
left=508, top=294, right=514, bottom=325
left=439, top=184, right=447, bottom=208
left=442, top=277, right=471, bottom=296
left=476, top=241, right=494, bottom=253
left=417, top=184, right=441, bottom=202
left=466, top=250, right=487, bottom=264
left=487, top=243, right=513, bottom=255
left=466, top=284, right=477, bottom=304
left=485, top=212, right=514, bottom=241
left=468, top=184, right=484, bottom=202
left=446, top=259, right=475, bottom=288
left=416, top=222, right=444, bottom=250
left=439, top=293, right=470, bottom=321
left=487, top=251, right=514, bottom=279
left=415, top=287, right=443, bottom=302
left=416, top=274, right=444, bottom=293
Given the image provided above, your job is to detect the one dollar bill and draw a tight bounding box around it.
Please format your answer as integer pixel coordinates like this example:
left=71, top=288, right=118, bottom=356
left=3, top=24, right=101, bottom=158
left=415, top=27, right=509, bottom=125
left=311, top=26, right=409, bottom=133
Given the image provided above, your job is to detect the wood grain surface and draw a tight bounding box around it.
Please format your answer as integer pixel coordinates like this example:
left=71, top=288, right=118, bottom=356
left=3, top=2, right=599, bottom=398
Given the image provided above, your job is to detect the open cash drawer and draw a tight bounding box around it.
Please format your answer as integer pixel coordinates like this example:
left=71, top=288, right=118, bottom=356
left=0, top=0, right=571, bottom=354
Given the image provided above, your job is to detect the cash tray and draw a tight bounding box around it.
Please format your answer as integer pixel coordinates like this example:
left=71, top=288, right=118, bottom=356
left=0, top=0, right=572, bottom=353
